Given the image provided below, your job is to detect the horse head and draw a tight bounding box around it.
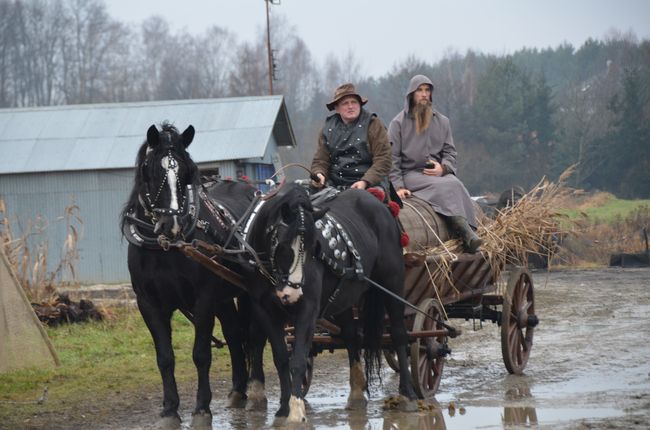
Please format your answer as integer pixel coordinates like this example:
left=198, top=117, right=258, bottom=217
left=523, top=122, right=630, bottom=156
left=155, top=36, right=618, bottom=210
left=253, top=183, right=326, bottom=305
left=127, top=122, right=199, bottom=241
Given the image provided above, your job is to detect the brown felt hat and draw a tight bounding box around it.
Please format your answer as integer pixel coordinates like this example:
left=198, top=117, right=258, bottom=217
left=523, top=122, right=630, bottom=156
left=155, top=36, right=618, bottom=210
left=326, top=83, right=368, bottom=111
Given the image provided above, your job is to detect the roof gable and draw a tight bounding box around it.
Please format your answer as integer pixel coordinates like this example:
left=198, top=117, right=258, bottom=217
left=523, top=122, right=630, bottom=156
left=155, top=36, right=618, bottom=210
left=0, top=96, right=295, bottom=174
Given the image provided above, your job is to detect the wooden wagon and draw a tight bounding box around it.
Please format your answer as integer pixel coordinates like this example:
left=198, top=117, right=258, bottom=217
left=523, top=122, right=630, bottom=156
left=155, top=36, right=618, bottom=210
left=174, top=192, right=539, bottom=399
left=286, top=196, right=538, bottom=398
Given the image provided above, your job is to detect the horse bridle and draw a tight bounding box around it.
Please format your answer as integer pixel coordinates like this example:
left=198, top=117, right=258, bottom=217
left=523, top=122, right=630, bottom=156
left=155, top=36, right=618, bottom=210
left=140, top=149, right=188, bottom=221
left=122, top=147, right=199, bottom=248
left=266, top=206, right=308, bottom=292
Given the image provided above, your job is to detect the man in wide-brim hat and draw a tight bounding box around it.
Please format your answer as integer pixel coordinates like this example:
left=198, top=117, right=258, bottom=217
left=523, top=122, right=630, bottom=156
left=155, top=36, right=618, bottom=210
left=311, top=83, right=391, bottom=190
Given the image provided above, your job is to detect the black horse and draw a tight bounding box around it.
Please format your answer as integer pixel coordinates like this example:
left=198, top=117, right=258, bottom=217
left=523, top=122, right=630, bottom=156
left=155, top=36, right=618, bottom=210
left=243, top=182, right=418, bottom=422
left=120, top=123, right=257, bottom=428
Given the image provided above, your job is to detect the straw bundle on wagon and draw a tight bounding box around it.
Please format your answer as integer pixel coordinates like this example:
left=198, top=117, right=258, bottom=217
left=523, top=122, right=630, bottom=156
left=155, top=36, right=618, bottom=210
left=416, top=167, right=578, bottom=293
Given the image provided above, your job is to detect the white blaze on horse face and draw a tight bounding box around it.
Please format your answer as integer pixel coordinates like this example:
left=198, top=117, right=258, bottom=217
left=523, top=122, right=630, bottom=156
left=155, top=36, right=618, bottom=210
left=277, top=284, right=303, bottom=305
left=161, top=155, right=181, bottom=236
left=276, top=237, right=304, bottom=304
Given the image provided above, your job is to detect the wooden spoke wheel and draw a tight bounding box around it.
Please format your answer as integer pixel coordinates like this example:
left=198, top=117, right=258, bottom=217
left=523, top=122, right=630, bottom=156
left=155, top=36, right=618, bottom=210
left=383, top=349, right=400, bottom=372
left=410, top=298, right=447, bottom=398
left=501, top=267, right=537, bottom=374
left=300, top=355, right=314, bottom=397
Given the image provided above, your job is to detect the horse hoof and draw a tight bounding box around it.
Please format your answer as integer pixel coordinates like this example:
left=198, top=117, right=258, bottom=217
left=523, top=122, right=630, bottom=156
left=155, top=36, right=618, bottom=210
left=190, top=411, right=212, bottom=429
left=286, top=396, right=308, bottom=424
left=345, top=396, right=368, bottom=410
left=397, top=395, right=419, bottom=412
left=151, top=415, right=181, bottom=430
left=226, top=391, right=247, bottom=409
left=245, top=380, right=268, bottom=411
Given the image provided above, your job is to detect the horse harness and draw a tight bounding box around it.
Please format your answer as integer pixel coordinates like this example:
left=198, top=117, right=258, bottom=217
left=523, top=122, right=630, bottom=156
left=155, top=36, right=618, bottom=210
left=122, top=183, right=200, bottom=249
left=124, top=176, right=366, bottom=305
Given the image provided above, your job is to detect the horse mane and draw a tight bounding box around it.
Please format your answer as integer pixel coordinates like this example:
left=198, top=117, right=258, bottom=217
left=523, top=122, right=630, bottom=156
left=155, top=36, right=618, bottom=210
left=248, top=183, right=315, bottom=255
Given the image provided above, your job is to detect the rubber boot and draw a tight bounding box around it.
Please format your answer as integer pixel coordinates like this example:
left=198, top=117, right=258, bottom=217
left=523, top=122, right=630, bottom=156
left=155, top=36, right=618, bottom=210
left=448, top=216, right=482, bottom=253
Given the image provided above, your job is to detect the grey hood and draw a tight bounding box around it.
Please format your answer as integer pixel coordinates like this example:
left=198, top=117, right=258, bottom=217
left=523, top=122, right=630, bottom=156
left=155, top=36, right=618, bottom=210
left=404, top=74, right=434, bottom=113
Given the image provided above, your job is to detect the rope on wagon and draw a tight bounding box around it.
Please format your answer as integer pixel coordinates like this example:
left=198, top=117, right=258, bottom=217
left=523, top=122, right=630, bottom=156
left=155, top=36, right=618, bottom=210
left=402, top=200, right=458, bottom=262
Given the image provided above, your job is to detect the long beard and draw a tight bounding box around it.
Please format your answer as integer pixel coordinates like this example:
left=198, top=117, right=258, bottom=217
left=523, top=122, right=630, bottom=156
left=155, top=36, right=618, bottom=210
left=413, top=101, right=433, bottom=135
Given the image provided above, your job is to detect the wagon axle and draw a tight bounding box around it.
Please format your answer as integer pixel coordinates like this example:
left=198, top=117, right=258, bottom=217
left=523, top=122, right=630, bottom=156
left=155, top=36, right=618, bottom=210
left=426, top=341, right=451, bottom=361
left=526, top=314, right=539, bottom=328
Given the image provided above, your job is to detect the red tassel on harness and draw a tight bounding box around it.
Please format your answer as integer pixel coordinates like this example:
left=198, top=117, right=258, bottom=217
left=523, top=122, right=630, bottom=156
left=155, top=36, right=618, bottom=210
left=400, top=232, right=410, bottom=247
left=387, top=201, right=400, bottom=218
left=366, top=187, right=385, bottom=202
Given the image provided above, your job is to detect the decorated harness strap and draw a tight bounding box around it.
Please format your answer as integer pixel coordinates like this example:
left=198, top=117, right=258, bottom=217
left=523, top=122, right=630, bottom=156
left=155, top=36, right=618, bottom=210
left=196, top=187, right=238, bottom=240
left=315, top=213, right=364, bottom=281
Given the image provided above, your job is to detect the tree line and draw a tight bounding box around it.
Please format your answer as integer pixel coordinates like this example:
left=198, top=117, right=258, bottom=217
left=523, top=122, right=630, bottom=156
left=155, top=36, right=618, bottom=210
left=1, top=0, right=648, bottom=198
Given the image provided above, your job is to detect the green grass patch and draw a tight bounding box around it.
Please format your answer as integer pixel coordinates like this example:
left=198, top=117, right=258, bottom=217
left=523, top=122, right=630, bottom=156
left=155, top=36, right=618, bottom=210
left=0, top=309, right=235, bottom=424
left=561, top=198, right=650, bottom=224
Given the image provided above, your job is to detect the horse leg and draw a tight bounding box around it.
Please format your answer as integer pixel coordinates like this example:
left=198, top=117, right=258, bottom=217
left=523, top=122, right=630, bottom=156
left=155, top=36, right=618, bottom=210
left=137, top=298, right=181, bottom=426
left=215, top=299, right=248, bottom=408
left=252, top=300, right=292, bottom=418
left=286, top=304, right=317, bottom=424
left=188, top=295, right=217, bottom=428
left=245, top=314, right=268, bottom=411
left=338, top=310, right=367, bottom=410
left=385, top=295, right=418, bottom=411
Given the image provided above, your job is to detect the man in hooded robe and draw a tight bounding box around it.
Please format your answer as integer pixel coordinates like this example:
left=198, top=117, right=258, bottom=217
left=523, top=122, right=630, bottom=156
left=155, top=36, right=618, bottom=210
left=389, top=74, right=482, bottom=253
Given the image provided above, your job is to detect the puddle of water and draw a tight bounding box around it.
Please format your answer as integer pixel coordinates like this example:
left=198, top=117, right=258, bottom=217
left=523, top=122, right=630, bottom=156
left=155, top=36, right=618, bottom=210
left=200, top=402, right=624, bottom=429
left=534, top=365, right=650, bottom=396
left=368, top=406, right=624, bottom=430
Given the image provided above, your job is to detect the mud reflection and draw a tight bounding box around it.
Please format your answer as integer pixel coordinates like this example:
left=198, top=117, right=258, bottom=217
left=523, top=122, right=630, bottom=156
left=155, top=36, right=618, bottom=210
left=382, top=408, right=446, bottom=430
left=502, top=376, right=538, bottom=427
left=502, top=406, right=538, bottom=426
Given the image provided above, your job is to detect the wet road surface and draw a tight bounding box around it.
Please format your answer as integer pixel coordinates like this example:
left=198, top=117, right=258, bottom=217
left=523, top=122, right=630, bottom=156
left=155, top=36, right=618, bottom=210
left=178, top=267, right=650, bottom=429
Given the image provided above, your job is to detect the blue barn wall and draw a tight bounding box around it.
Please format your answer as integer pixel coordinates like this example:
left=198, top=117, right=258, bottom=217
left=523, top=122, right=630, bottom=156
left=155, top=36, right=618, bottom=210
left=0, top=97, right=296, bottom=284
left=1, top=169, right=133, bottom=283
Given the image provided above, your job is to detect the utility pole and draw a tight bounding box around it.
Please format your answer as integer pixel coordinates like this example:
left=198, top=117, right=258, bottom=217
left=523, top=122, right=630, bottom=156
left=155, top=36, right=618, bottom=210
left=265, top=0, right=279, bottom=95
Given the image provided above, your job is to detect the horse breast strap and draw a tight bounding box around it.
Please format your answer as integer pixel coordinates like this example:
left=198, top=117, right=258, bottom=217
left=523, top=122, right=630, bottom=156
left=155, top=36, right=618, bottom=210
left=315, top=213, right=364, bottom=281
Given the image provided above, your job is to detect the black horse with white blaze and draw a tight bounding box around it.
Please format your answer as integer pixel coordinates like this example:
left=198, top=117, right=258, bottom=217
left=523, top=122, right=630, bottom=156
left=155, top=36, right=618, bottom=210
left=244, top=182, right=418, bottom=422
left=120, top=123, right=257, bottom=428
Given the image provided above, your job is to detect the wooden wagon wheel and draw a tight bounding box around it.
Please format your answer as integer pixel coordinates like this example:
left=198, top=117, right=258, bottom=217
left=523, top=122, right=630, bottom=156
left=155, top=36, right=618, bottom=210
left=410, top=298, right=447, bottom=398
left=300, top=355, right=314, bottom=397
left=501, top=267, right=538, bottom=374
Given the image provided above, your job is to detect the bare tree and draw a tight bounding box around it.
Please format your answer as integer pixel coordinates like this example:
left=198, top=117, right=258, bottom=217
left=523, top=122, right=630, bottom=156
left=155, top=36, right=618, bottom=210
left=60, top=0, right=128, bottom=104
left=0, top=0, right=15, bottom=107
left=195, top=26, right=237, bottom=98
left=228, top=41, right=267, bottom=96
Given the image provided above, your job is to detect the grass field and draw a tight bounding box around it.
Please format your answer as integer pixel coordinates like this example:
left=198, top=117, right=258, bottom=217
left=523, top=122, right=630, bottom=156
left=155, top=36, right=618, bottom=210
left=0, top=309, right=240, bottom=425
left=553, top=193, right=650, bottom=266
left=561, top=193, right=650, bottom=224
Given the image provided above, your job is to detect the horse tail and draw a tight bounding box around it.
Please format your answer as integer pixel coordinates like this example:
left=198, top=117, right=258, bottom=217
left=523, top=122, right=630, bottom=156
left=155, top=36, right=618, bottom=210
left=362, top=285, right=384, bottom=388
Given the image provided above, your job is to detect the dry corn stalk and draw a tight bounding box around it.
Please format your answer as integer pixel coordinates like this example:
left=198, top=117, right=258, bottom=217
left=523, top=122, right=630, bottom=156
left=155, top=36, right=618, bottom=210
left=0, top=198, right=82, bottom=301
left=421, top=166, right=579, bottom=293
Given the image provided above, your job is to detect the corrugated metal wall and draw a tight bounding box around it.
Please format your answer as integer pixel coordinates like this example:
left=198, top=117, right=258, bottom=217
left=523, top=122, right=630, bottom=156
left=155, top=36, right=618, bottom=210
left=0, top=159, right=274, bottom=284
left=1, top=169, right=134, bottom=284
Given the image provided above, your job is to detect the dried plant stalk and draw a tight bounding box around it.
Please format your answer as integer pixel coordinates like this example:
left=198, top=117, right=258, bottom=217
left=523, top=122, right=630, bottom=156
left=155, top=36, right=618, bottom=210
left=1, top=198, right=82, bottom=301
left=420, top=166, right=579, bottom=294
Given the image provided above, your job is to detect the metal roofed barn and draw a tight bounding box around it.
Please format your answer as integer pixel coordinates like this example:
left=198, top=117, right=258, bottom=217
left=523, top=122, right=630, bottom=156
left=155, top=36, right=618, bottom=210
left=0, top=96, right=296, bottom=284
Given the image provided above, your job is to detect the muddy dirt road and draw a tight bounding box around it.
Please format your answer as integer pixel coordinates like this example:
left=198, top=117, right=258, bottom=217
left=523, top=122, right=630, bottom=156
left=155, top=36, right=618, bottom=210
left=13, top=267, right=650, bottom=429
left=177, top=267, right=650, bottom=429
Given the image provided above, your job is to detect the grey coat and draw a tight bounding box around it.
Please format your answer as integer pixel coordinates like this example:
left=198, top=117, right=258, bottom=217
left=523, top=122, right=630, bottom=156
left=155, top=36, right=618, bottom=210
left=388, top=74, right=477, bottom=227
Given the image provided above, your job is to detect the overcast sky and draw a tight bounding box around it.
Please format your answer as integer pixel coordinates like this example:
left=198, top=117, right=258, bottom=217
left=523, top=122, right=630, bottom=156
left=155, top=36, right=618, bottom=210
left=106, top=0, right=650, bottom=78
